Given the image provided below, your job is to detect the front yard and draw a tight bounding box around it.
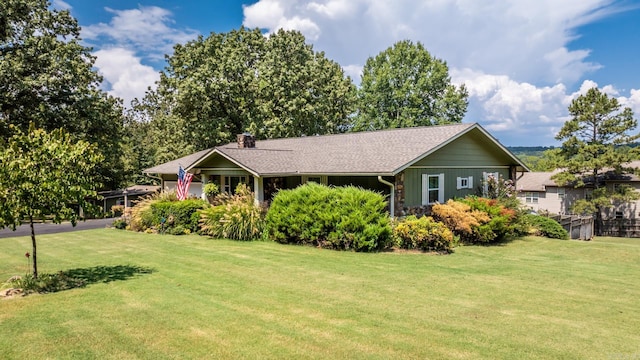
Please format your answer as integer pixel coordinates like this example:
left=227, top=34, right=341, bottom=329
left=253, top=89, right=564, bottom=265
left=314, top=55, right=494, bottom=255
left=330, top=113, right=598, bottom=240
left=1, top=230, right=639, bottom=359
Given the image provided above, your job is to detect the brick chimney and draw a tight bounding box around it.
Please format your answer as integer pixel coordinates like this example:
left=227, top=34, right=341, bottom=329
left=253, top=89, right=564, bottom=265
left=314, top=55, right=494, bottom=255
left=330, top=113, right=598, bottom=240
left=237, top=133, right=256, bottom=148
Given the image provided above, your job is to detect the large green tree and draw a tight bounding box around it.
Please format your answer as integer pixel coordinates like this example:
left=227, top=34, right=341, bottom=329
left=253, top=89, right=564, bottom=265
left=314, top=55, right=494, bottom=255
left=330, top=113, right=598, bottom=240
left=140, top=27, right=356, bottom=154
left=553, top=87, right=639, bottom=233
left=0, top=0, right=124, bottom=189
left=0, top=125, right=103, bottom=278
left=353, top=40, right=468, bottom=131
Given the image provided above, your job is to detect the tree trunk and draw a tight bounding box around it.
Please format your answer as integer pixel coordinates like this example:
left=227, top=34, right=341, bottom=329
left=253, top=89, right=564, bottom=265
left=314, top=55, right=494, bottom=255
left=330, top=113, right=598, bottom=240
left=29, top=215, right=38, bottom=279
left=595, top=207, right=603, bottom=236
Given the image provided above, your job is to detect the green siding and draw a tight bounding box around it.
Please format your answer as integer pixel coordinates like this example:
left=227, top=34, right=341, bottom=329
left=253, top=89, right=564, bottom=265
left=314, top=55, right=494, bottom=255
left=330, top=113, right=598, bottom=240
left=403, top=168, right=509, bottom=207
left=413, top=128, right=514, bottom=167
left=198, top=155, right=241, bottom=169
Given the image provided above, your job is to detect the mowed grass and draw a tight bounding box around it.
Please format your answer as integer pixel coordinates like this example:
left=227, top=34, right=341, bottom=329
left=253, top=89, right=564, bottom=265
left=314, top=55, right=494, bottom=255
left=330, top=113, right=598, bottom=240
left=1, top=230, right=639, bottom=359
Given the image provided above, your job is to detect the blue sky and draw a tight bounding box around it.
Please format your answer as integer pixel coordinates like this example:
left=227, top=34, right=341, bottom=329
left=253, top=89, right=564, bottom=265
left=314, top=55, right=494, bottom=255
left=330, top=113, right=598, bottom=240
left=53, top=0, right=640, bottom=147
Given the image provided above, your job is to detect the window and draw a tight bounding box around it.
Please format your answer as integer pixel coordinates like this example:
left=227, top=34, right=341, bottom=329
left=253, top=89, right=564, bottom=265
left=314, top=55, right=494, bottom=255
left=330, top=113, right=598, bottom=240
left=525, top=192, right=539, bottom=204
left=456, top=176, right=474, bottom=190
left=557, top=188, right=565, bottom=199
left=223, top=176, right=248, bottom=194
left=303, top=175, right=327, bottom=185
left=615, top=211, right=624, bottom=219
left=422, top=173, right=444, bottom=205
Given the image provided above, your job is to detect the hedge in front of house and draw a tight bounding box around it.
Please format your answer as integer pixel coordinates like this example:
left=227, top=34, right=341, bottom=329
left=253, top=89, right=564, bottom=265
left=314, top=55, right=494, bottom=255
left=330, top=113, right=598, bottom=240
left=265, top=183, right=392, bottom=251
left=147, top=198, right=209, bottom=233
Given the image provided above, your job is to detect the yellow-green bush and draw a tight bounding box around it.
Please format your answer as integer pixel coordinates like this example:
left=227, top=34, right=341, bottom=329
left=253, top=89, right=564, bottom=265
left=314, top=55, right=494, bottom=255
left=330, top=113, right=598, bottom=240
left=393, top=216, right=454, bottom=253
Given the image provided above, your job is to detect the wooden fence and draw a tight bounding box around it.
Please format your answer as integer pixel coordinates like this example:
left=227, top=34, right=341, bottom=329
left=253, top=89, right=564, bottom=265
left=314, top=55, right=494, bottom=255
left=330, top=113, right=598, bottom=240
left=548, top=215, right=594, bottom=240
left=600, top=219, right=640, bottom=238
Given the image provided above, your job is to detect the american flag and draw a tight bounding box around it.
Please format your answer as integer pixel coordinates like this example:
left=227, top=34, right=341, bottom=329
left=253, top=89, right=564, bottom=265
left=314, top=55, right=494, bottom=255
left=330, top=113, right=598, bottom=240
left=177, top=165, right=193, bottom=200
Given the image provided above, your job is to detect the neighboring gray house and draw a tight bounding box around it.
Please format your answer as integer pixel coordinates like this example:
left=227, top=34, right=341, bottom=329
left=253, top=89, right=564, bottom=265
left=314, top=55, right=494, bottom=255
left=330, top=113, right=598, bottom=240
left=517, top=160, right=640, bottom=219
left=144, top=123, right=529, bottom=217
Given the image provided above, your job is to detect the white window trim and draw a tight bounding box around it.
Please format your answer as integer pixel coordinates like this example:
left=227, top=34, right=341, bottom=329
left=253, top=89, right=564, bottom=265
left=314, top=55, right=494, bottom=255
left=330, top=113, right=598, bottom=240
left=525, top=192, right=539, bottom=204
left=303, top=175, right=328, bottom=185
left=223, top=175, right=248, bottom=194
left=557, top=187, right=565, bottom=199
left=456, top=176, right=474, bottom=190
left=422, top=173, right=444, bottom=205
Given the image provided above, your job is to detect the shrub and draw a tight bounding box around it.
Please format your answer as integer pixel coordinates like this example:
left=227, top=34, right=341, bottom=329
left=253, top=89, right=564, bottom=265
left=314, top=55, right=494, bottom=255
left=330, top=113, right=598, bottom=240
left=112, top=218, right=127, bottom=230
left=149, top=199, right=208, bottom=233
left=6, top=273, right=86, bottom=295
left=393, top=216, right=454, bottom=253
left=203, top=183, right=219, bottom=198
left=166, top=225, right=186, bottom=235
left=265, top=183, right=392, bottom=251
left=127, top=192, right=208, bottom=233
left=110, top=205, right=124, bottom=217
left=431, top=200, right=489, bottom=238
left=524, top=214, right=569, bottom=239
left=461, top=196, right=517, bottom=243
left=432, top=197, right=518, bottom=244
left=200, top=184, right=265, bottom=241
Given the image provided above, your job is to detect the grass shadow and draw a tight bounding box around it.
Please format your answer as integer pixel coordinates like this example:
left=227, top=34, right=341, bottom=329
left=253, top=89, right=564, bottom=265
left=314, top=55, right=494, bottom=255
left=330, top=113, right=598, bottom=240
left=21, top=265, right=155, bottom=294
left=61, top=265, right=154, bottom=285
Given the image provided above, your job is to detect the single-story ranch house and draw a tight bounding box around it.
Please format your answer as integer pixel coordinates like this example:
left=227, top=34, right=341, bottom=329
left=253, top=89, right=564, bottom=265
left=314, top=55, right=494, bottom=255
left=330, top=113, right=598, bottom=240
left=143, top=123, right=529, bottom=217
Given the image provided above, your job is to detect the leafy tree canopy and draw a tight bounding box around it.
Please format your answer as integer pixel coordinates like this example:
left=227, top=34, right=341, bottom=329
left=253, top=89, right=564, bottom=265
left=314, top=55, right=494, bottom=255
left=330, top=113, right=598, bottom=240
left=552, top=87, right=640, bottom=225
left=0, top=0, right=125, bottom=189
left=137, top=26, right=356, bottom=160
left=353, top=40, right=468, bottom=131
left=0, top=125, right=103, bottom=278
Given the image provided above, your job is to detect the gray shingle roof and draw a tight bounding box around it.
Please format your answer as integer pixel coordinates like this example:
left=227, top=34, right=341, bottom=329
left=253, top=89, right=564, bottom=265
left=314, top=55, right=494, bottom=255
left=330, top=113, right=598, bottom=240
left=214, top=123, right=476, bottom=175
left=144, top=123, right=528, bottom=176
left=143, top=148, right=212, bottom=175
left=517, top=161, right=640, bottom=191
left=516, top=171, right=560, bottom=191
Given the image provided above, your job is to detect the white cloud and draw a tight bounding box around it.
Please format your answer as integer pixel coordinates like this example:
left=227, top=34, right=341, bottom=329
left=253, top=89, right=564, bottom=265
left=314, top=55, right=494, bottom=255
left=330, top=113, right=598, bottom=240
left=80, top=6, right=199, bottom=106
left=93, top=48, right=159, bottom=106
left=52, top=0, right=72, bottom=10
left=452, top=68, right=571, bottom=145
left=243, top=0, right=620, bottom=85
left=242, top=0, right=637, bottom=145
left=83, top=6, right=198, bottom=60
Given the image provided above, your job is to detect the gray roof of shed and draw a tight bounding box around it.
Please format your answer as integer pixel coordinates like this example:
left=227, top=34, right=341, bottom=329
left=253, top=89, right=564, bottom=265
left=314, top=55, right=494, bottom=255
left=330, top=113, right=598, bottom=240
left=144, top=123, right=528, bottom=176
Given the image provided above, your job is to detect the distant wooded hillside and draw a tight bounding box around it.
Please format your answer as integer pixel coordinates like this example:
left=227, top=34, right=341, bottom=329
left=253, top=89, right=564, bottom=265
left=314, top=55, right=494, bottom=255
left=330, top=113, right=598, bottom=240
left=507, top=146, right=556, bottom=157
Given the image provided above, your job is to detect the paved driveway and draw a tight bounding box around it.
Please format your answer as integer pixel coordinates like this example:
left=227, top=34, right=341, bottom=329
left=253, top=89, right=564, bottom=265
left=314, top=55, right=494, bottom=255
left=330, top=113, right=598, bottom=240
left=0, top=218, right=115, bottom=239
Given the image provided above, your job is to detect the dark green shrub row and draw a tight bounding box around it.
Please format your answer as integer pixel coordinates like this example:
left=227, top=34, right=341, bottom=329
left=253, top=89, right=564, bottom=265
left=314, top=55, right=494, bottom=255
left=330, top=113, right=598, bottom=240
left=265, top=183, right=392, bottom=251
left=148, top=199, right=208, bottom=233
left=523, top=214, right=569, bottom=239
left=393, top=216, right=455, bottom=253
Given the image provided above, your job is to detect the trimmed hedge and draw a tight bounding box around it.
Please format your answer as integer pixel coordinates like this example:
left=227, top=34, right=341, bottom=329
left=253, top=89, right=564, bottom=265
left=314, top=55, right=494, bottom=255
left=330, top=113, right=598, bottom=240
left=149, top=199, right=207, bottom=233
left=129, top=195, right=208, bottom=234
left=265, top=183, right=392, bottom=251
left=393, top=216, right=454, bottom=253
left=524, top=214, right=569, bottom=239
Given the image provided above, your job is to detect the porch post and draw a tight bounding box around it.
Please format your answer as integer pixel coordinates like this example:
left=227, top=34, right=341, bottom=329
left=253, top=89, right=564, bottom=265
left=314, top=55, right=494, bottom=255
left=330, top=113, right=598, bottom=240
left=254, top=176, right=264, bottom=205
left=201, top=174, right=207, bottom=201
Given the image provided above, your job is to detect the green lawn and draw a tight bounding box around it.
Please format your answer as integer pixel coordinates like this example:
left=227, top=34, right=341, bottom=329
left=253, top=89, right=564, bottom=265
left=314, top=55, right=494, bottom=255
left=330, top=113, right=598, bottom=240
left=1, top=230, right=639, bottom=359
